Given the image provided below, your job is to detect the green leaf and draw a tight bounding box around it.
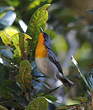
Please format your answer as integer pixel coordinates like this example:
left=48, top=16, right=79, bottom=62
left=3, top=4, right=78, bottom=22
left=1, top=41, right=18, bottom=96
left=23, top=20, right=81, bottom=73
left=0, top=46, right=13, bottom=59
left=0, top=31, right=11, bottom=45
left=0, top=27, right=19, bottom=46
left=27, top=4, right=50, bottom=59
left=73, top=97, right=88, bottom=103
left=5, top=0, right=20, bottom=7
left=16, top=60, right=32, bottom=90
left=11, top=33, right=31, bottom=58
left=0, top=64, right=9, bottom=83
left=45, top=95, right=57, bottom=102
left=45, top=29, right=57, bottom=39
left=11, top=33, right=21, bottom=57
left=0, top=105, right=8, bottom=110
left=4, top=27, right=19, bottom=36
left=0, top=6, right=14, bottom=13
left=27, top=0, right=52, bottom=10
left=0, top=80, right=14, bottom=99
left=25, top=97, right=48, bottom=110
left=19, top=33, right=32, bottom=59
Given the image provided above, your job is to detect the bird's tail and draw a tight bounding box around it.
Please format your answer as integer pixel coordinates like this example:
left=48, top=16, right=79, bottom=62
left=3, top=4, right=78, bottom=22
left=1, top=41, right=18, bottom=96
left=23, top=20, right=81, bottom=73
left=56, top=74, right=74, bottom=87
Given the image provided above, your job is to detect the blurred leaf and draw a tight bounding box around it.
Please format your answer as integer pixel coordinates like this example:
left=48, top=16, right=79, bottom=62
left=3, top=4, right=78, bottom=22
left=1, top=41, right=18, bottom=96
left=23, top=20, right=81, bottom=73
left=45, top=29, right=68, bottom=55
left=0, top=81, right=14, bottom=99
left=48, top=0, right=52, bottom=3
left=0, top=11, right=16, bottom=29
left=27, top=4, right=50, bottom=59
left=0, top=31, right=11, bottom=45
left=75, top=42, right=92, bottom=60
left=4, top=0, right=20, bottom=7
left=45, top=95, right=57, bottom=102
left=45, top=29, right=57, bottom=39
left=66, top=99, right=80, bottom=106
left=4, top=27, right=19, bottom=36
left=0, top=105, right=8, bottom=110
left=73, top=97, right=88, bottom=103
left=52, top=36, right=68, bottom=53
left=0, top=80, right=25, bottom=108
left=11, top=33, right=31, bottom=57
left=56, top=8, right=77, bottom=24
left=85, top=69, right=93, bottom=90
left=0, top=46, right=13, bottom=59
left=27, top=0, right=52, bottom=10
left=11, top=33, right=20, bottom=57
left=25, top=97, right=48, bottom=110
left=0, top=27, right=19, bottom=45
left=16, top=60, right=32, bottom=90
left=60, top=8, right=76, bottom=17
left=18, top=20, right=27, bottom=32
left=57, top=104, right=80, bottom=110
left=87, top=9, right=93, bottom=14
left=0, top=6, right=14, bottom=13
left=19, top=33, right=31, bottom=59
left=64, top=24, right=84, bottom=32
left=0, top=63, right=9, bottom=82
left=0, top=52, right=12, bottom=65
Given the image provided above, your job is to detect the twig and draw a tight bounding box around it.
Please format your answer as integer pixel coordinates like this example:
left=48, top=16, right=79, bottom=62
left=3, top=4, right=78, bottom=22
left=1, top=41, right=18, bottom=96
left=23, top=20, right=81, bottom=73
left=57, top=102, right=88, bottom=110
left=71, top=56, right=91, bottom=91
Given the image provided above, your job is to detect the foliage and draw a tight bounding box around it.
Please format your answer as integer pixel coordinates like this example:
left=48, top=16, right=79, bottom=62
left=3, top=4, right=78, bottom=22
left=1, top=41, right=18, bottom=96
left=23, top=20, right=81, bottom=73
left=27, top=4, right=50, bottom=59
left=0, top=2, right=52, bottom=110
left=0, top=105, right=8, bottom=110
left=0, top=0, right=93, bottom=110
left=25, top=97, right=48, bottom=110
left=16, top=60, right=32, bottom=90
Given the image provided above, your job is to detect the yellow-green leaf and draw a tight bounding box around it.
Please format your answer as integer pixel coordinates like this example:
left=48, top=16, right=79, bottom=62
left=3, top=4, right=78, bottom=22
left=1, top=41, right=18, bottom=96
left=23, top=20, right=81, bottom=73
left=27, top=0, right=52, bottom=10
left=0, top=27, right=19, bottom=46
left=27, top=4, right=50, bottom=59
left=16, top=60, right=32, bottom=89
left=25, top=97, right=48, bottom=110
left=4, top=27, right=19, bottom=37
left=11, top=33, right=31, bottom=58
left=0, top=105, right=8, bottom=110
left=0, top=31, right=11, bottom=45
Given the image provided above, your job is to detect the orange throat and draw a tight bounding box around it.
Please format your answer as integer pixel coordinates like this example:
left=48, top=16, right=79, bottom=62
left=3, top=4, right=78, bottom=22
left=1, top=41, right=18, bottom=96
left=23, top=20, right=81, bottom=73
left=35, top=32, right=48, bottom=58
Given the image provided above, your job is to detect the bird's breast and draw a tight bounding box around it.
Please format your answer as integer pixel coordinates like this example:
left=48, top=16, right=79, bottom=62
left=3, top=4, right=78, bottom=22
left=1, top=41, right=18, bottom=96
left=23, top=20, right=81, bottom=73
left=35, top=57, right=58, bottom=78
left=35, top=43, right=48, bottom=58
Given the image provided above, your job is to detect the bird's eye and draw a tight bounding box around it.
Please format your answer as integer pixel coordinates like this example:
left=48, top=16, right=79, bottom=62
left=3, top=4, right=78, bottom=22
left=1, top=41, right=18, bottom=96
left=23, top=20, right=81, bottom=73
left=45, top=37, right=47, bottom=41
left=43, top=34, right=47, bottom=40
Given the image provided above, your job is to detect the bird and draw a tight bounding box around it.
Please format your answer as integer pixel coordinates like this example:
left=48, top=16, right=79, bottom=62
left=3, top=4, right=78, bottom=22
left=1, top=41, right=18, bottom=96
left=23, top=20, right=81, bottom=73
left=35, top=31, right=74, bottom=87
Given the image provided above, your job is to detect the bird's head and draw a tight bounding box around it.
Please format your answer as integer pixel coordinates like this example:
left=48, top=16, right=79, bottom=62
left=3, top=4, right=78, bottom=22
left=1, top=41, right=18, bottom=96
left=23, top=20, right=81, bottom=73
left=38, top=32, right=51, bottom=48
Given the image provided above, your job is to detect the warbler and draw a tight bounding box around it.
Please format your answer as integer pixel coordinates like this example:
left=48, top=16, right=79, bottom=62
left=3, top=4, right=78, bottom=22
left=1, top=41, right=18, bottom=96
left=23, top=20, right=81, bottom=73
left=35, top=32, right=74, bottom=87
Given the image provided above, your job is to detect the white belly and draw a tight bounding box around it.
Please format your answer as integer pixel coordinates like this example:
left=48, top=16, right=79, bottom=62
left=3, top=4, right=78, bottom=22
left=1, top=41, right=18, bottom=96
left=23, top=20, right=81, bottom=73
left=35, top=58, right=59, bottom=78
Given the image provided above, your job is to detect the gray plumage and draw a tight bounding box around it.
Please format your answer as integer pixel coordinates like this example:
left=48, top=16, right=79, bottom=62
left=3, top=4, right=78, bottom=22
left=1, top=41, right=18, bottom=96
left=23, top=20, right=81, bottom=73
left=43, top=32, right=74, bottom=87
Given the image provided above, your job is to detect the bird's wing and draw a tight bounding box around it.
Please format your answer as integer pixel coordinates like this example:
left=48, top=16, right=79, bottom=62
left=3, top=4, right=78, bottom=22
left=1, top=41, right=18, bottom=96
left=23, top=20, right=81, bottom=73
left=43, top=32, right=63, bottom=74
left=48, top=48, right=64, bottom=74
